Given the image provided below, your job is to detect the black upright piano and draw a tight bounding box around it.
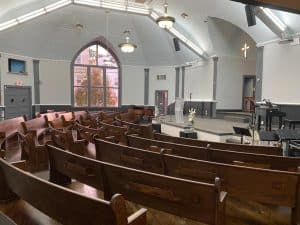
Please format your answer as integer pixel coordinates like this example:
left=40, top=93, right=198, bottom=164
left=256, top=101, right=286, bottom=131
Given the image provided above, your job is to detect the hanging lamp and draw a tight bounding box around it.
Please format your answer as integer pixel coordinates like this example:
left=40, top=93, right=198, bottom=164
left=156, top=0, right=175, bottom=29
left=119, top=30, right=137, bottom=53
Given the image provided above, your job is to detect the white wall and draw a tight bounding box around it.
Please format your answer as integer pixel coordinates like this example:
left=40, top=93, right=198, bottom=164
left=216, top=56, right=256, bottom=110
left=185, top=59, right=214, bottom=100
left=39, top=59, right=71, bottom=105
left=262, top=42, right=300, bottom=104
left=122, top=65, right=145, bottom=105
left=0, top=52, right=34, bottom=104
left=149, top=66, right=176, bottom=106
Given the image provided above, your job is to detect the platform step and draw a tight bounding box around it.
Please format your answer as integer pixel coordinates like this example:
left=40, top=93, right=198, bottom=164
left=224, top=115, right=250, bottom=123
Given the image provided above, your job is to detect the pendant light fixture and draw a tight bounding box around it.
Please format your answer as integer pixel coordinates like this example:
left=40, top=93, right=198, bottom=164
left=119, top=30, right=137, bottom=53
left=118, top=0, right=137, bottom=53
left=104, top=10, right=113, bottom=65
left=156, top=0, right=175, bottom=29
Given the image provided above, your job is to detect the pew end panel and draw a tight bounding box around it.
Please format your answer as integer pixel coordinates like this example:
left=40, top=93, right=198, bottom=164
left=18, top=132, right=50, bottom=172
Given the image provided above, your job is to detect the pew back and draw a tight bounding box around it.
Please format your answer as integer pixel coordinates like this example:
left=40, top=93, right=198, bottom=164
left=47, top=145, right=226, bottom=225
left=154, top=133, right=282, bottom=156
left=127, top=135, right=300, bottom=172
left=95, top=139, right=300, bottom=224
left=0, top=116, right=25, bottom=138
left=95, top=139, right=299, bottom=208
left=117, top=120, right=154, bottom=139
left=74, top=111, right=88, bottom=121
left=0, top=159, right=129, bottom=225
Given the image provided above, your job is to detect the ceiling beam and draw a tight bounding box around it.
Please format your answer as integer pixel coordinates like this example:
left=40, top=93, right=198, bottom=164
left=230, top=0, right=300, bottom=14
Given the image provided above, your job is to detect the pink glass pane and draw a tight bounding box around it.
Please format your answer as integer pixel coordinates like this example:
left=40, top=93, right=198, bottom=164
left=106, top=88, right=119, bottom=107
left=97, top=45, right=118, bottom=67
left=106, top=69, right=119, bottom=87
left=91, top=88, right=104, bottom=107
left=75, top=45, right=97, bottom=65
left=90, top=67, right=104, bottom=87
left=74, top=87, right=88, bottom=107
left=74, top=67, right=87, bottom=86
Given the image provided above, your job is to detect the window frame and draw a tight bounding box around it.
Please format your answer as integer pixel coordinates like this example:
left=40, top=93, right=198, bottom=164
left=71, top=39, right=121, bottom=108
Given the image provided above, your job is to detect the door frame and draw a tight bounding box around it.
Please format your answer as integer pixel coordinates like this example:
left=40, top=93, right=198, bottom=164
left=155, top=90, right=168, bottom=115
left=4, top=85, right=32, bottom=119
left=242, top=75, right=256, bottom=111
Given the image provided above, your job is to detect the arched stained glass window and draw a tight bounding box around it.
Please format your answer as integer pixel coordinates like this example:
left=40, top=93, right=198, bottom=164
left=72, top=43, right=120, bottom=107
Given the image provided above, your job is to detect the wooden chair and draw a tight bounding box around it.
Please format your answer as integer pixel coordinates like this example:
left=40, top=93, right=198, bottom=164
left=18, top=132, right=51, bottom=172
left=0, top=159, right=147, bottom=225
left=128, top=135, right=300, bottom=172
left=154, top=132, right=283, bottom=156
left=47, top=145, right=226, bottom=225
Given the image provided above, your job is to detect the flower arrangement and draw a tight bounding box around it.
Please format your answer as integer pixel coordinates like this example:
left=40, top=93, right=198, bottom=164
left=188, top=108, right=196, bottom=126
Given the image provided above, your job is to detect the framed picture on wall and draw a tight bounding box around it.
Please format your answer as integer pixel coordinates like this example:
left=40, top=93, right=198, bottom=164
left=8, top=58, right=27, bottom=75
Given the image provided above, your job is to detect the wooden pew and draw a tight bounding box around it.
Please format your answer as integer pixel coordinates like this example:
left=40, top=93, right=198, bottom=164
left=116, top=112, right=139, bottom=124
left=47, top=145, right=226, bottom=225
left=98, top=121, right=128, bottom=145
left=127, top=135, right=300, bottom=172
left=18, top=132, right=51, bottom=172
left=95, top=138, right=300, bottom=225
left=99, top=111, right=119, bottom=124
left=0, top=159, right=146, bottom=225
left=60, top=112, right=75, bottom=127
left=74, top=111, right=92, bottom=125
left=50, top=127, right=87, bottom=156
left=115, top=119, right=154, bottom=139
left=20, top=116, right=50, bottom=143
left=154, top=133, right=282, bottom=156
left=75, top=123, right=107, bottom=143
left=0, top=116, right=26, bottom=157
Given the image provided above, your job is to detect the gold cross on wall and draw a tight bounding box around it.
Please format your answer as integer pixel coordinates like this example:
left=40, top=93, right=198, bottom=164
left=242, top=42, right=250, bottom=58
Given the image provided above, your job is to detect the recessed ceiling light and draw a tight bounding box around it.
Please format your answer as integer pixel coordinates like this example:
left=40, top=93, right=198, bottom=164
left=181, top=13, right=190, bottom=20
left=75, top=23, right=84, bottom=30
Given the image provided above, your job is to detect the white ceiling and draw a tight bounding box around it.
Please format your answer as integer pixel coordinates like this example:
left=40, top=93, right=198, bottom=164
left=0, top=0, right=299, bottom=66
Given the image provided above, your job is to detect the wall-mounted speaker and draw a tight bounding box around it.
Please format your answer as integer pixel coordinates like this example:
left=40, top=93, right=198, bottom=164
left=173, top=38, right=181, bottom=51
left=245, top=5, right=256, bottom=27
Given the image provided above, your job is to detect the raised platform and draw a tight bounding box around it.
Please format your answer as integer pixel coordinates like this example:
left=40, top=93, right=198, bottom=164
left=156, top=115, right=249, bottom=142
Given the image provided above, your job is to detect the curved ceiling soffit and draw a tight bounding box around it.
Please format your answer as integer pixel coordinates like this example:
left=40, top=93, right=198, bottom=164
left=207, top=16, right=257, bottom=58
left=0, top=1, right=206, bottom=59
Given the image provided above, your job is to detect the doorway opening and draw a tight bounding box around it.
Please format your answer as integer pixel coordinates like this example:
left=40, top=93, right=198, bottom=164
left=155, top=90, right=168, bottom=116
left=4, top=85, right=32, bottom=119
left=242, top=75, right=256, bottom=112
